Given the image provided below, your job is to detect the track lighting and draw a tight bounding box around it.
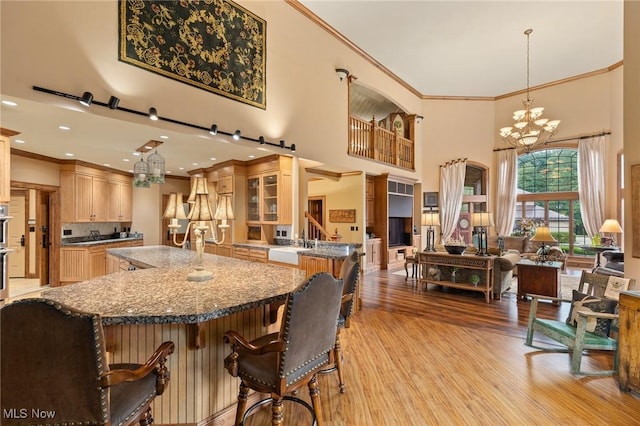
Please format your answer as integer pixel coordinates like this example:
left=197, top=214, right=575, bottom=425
left=335, top=68, right=350, bottom=82
left=290, top=144, right=296, bottom=152
left=33, top=86, right=297, bottom=151
left=108, top=96, right=120, bottom=109
left=79, top=91, right=93, bottom=106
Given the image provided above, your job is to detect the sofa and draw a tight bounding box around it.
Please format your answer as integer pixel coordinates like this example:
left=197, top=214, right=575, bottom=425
left=493, top=252, right=522, bottom=299
left=487, top=235, right=567, bottom=270
left=594, top=250, right=624, bottom=277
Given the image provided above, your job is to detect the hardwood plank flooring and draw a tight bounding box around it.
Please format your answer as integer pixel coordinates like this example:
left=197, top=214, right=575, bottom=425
left=240, top=267, right=640, bottom=425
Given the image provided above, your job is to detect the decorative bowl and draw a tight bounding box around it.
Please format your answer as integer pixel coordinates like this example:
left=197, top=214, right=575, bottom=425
left=444, top=245, right=466, bottom=255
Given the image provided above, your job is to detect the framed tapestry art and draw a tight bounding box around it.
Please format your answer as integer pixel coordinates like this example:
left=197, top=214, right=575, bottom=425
left=119, top=0, right=266, bottom=109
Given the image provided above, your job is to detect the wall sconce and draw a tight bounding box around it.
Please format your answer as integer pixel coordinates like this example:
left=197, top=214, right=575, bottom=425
left=472, top=212, right=494, bottom=256
left=416, top=115, right=424, bottom=124
left=335, top=68, right=350, bottom=82
left=149, top=107, right=158, bottom=121
left=164, top=177, right=234, bottom=281
left=421, top=211, right=440, bottom=252
left=79, top=91, right=93, bottom=107
left=108, top=96, right=120, bottom=109
left=133, top=155, right=150, bottom=188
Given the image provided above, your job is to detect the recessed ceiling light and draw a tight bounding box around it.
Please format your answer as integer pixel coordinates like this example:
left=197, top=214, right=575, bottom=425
left=160, top=135, right=168, bottom=139
left=192, top=162, right=198, bottom=166
left=248, top=155, right=255, bottom=159
left=2, top=100, right=17, bottom=106
left=133, top=152, right=141, bottom=156
left=14, top=139, right=25, bottom=144
left=209, top=157, right=217, bottom=161
left=166, top=170, right=172, bottom=174
left=123, top=159, right=130, bottom=162
left=179, top=167, right=185, bottom=170
left=59, top=125, right=70, bottom=130
left=127, top=169, right=133, bottom=173
left=103, top=163, right=111, bottom=167
left=65, top=153, right=74, bottom=157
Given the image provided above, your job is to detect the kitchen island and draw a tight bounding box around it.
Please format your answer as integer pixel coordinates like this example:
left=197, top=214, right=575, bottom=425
left=42, top=245, right=306, bottom=424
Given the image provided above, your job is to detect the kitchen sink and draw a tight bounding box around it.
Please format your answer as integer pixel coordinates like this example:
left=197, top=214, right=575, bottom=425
left=268, top=246, right=310, bottom=265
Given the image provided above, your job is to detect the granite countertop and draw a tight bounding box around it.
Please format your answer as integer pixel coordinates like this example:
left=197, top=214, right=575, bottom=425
left=42, top=245, right=306, bottom=325
left=61, top=236, right=143, bottom=247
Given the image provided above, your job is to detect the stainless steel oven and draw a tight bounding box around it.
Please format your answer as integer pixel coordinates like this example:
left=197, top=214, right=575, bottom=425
left=0, top=203, right=11, bottom=301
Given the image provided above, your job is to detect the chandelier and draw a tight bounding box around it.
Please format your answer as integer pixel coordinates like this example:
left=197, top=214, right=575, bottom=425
left=499, top=29, right=560, bottom=152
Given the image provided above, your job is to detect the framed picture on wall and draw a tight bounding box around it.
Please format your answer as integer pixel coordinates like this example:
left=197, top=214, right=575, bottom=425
left=423, top=192, right=439, bottom=208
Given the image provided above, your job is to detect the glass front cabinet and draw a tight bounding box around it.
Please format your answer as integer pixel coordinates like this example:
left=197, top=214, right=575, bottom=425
left=247, top=176, right=261, bottom=222
left=245, top=155, right=292, bottom=226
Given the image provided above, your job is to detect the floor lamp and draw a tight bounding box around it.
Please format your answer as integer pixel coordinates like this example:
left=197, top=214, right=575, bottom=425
left=471, top=212, right=494, bottom=256
left=421, top=211, right=440, bottom=252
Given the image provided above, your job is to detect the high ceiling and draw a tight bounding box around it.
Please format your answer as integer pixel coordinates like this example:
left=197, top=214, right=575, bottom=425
left=301, top=0, right=623, bottom=98
left=1, top=1, right=624, bottom=177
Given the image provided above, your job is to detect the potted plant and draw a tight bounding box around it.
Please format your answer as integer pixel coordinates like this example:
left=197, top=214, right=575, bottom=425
left=470, top=274, right=481, bottom=287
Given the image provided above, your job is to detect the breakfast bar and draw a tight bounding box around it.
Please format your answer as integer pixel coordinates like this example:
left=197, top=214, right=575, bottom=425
left=41, top=245, right=306, bottom=424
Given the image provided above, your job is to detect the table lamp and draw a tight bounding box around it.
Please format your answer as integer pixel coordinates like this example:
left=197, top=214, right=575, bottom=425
left=164, top=177, right=233, bottom=281
left=530, top=226, right=557, bottom=263
left=599, top=219, right=623, bottom=247
left=421, top=211, right=440, bottom=252
left=471, top=212, right=494, bottom=256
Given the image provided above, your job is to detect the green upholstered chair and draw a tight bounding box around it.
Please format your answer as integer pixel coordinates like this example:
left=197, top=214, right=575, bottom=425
left=224, top=272, right=344, bottom=425
left=0, top=298, right=174, bottom=426
left=525, top=271, right=633, bottom=375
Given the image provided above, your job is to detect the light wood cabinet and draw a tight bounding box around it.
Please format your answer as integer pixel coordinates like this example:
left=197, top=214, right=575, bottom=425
left=618, top=292, right=640, bottom=394
left=233, top=246, right=268, bottom=262
left=205, top=244, right=233, bottom=257
left=299, top=255, right=344, bottom=279
left=217, top=175, right=233, bottom=194
left=108, top=179, right=133, bottom=222
left=61, top=163, right=132, bottom=223
left=0, top=129, right=19, bottom=203
left=366, top=238, right=382, bottom=270
left=61, top=240, right=142, bottom=283
left=246, top=156, right=292, bottom=225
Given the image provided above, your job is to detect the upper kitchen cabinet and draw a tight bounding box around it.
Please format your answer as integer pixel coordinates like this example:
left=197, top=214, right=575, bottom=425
left=107, top=174, right=133, bottom=222
left=60, top=163, right=129, bottom=223
left=0, top=128, right=19, bottom=203
left=203, top=160, right=247, bottom=245
left=246, top=155, right=292, bottom=225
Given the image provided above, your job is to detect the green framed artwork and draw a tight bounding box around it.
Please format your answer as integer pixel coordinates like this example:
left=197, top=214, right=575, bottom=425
left=119, top=0, right=266, bottom=109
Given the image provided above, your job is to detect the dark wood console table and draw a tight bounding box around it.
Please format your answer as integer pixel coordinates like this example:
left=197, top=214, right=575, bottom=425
left=419, top=252, right=494, bottom=303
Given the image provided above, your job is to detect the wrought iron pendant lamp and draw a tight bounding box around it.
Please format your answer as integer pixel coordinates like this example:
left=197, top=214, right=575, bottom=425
left=147, top=148, right=165, bottom=184
left=499, top=29, right=560, bottom=153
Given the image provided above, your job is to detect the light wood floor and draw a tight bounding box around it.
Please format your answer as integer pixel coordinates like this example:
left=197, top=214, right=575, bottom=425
left=241, top=267, right=640, bottom=425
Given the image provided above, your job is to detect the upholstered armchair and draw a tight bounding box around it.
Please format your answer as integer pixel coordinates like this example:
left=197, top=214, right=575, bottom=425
left=0, top=298, right=174, bottom=426
left=224, top=272, right=344, bottom=425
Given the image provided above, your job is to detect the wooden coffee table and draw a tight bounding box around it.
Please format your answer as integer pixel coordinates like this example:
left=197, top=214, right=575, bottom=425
left=516, top=259, right=563, bottom=303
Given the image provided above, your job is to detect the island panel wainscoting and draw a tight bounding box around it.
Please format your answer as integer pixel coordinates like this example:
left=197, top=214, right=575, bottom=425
left=41, top=245, right=307, bottom=425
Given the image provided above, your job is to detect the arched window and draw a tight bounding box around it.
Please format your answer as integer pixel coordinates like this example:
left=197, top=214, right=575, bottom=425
left=516, top=148, right=582, bottom=255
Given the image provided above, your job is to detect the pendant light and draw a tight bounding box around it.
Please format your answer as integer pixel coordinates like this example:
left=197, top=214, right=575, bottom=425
left=147, top=148, right=166, bottom=184
left=133, top=155, right=150, bottom=188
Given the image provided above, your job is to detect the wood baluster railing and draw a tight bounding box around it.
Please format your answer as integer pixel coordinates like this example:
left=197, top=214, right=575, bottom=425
left=304, top=211, right=333, bottom=241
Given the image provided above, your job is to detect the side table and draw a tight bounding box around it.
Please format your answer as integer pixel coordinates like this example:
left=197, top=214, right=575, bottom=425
left=404, top=254, right=418, bottom=280
left=517, top=259, right=563, bottom=303
left=579, top=245, right=616, bottom=272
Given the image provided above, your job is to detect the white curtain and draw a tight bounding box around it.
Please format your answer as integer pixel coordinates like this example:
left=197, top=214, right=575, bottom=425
left=439, top=159, right=467, bottom=240
left=578, top=136, right=605, bottom=237
left=495, top=149, right=518, bottom=236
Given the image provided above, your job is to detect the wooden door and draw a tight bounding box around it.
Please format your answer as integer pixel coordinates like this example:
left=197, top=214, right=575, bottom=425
left=8, top=193, right=26, bottom=278
left=38, top=191, right=50, bottom=285
left=308, top=198, right=324, bottom=240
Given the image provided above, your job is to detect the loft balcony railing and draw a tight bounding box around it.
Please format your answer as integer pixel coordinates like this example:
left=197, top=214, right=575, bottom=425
left=348, top=116, right=415, bottom=171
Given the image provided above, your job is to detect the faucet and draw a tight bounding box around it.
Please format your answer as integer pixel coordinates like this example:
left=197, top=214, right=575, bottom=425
left=301, top=230, right=307, bottom=248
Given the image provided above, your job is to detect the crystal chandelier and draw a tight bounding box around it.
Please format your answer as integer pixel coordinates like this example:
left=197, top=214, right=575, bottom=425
left=499, top=29, right=560, bottom=152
